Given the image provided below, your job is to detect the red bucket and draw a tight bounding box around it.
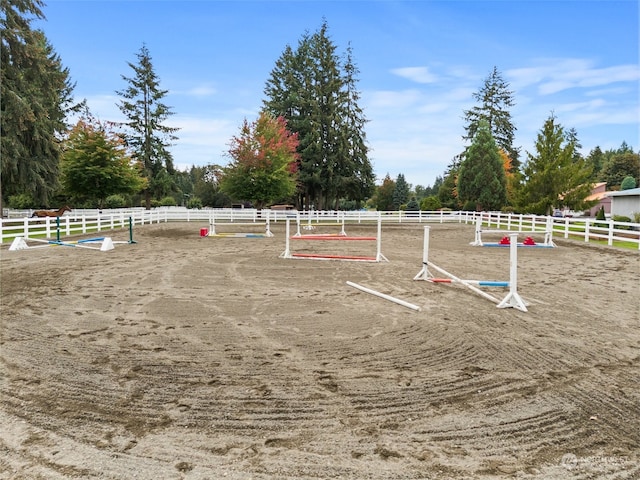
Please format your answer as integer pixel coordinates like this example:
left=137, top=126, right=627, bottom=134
left=200, top=228, right=208, bottom=237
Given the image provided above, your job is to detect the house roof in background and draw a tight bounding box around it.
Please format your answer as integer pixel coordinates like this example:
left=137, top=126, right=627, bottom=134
left=606, top=188, right=640, bottom=197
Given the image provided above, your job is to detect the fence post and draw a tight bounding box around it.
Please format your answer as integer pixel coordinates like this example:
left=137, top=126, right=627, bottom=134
left=608, top=220, right=614, bottom=246
left=585, top=220, right=590, bottom=242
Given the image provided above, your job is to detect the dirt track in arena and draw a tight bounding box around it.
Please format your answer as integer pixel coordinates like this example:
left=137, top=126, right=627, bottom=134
left=1, top=221, right=639, bottom=479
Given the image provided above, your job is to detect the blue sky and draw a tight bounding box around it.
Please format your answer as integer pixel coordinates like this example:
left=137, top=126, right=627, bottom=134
left=37, top=0, right=639, bottom=188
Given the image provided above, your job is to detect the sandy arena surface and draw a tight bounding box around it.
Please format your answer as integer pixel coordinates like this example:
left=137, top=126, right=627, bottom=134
left=1, top=221, right=639, bottom=479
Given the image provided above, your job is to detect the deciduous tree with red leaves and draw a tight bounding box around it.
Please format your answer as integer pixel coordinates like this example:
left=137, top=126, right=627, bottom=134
left=221, top=112, right=299, bottom=209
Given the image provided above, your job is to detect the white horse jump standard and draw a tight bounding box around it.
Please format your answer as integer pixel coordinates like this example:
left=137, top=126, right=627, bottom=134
left=470, top=216, right=555, bottom=247
left=207, top=215, right=273, bottom=238
left=415, top=226, right=528, bottom=312
left=293, top=217, right=347, bottom=237
left=280, top=217, right=388, bottom=262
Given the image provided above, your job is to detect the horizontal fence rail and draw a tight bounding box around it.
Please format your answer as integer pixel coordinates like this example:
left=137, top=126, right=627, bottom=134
left=1, top=208, right=639, bottom=250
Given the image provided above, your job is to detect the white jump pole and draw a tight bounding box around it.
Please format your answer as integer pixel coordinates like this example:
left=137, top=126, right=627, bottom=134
left=347, top=281, right=421, bottom=311
left=470, top=216, right=484, bottom=246
left=427, top=260, right=503, bottom=305
left=544, top=216, right=555, bottom=247
left=279, top=218, right=292, bottom=258
left=413, top=225, right=432, bottom=280
left=497, top=233, right=528, bottom=312
left=264, top=210, right=273, bottom=237
left=375, top=215, right=388, bottom=262
left=210, top=216, right=218, bottom=236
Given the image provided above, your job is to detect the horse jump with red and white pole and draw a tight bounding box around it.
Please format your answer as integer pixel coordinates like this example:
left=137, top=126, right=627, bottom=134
left=280, top=216, right=388, bottom=262
left=414, top=225, right=528, bottom=312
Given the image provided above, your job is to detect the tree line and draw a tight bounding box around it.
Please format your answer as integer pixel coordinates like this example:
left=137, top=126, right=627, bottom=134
left=2, top=1, right=638, bottom=215
left=371, top=67, right=638, bottom=215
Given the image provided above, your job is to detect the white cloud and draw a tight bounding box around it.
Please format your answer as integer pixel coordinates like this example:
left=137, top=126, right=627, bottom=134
left=391, top=66, right=439, bottom=84
left=80, top=94, right=123, bottom=122
left=507, top=59, right=640, bottom=95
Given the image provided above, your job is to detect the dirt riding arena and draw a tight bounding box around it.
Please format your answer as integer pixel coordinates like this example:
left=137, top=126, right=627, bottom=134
left=1, top=221, right=638, bottom=479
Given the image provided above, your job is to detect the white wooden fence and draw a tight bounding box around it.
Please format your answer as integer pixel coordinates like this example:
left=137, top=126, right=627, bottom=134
left=1, top=208, right=639, bottom=250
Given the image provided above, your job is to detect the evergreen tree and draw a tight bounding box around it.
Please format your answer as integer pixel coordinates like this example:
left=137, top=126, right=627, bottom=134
left=463, top=66, right=519, bottom=169
left=309, top=21, right=343, bottom=210
left=457, top=120, right=507, bottom=211
left=438, top=157, right=462, bottom=209
left=1, top=0, right=82, bottom=209
left=264, top=37, right=319, bottom=208
left=517, top=114, right=593, bottom=215
left=116, top=44, right=179, bottom=209
left=600, top=150, right=639, bottom=189
left=565, top=127, right=583, bottom=162
left=192, top=165, right=229, bottom=207
left=406, top=196, right=419, bottom=211
left=263, top=20, right=373, bottom=210
left=586, top=146, right=606, bottom=180
left=392, top=173, right=410, bottom=209
left=337, top=44, right=375, bottom=208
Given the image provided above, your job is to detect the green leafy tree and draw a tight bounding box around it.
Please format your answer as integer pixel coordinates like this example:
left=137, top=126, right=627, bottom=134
left=600, top=150, right=640, bottom=189
left=620, top=176, right=637, bottom=190
left=457, top=120, right=506, bottom=211
left=420, top=195, right=441, bottom=211
left=116, top=44, right=178, bottom=209
left=220, top=112, right=299, bottom=209
left=517, top=114, right=593, bottom=215
left=263, top=20, right=373, bottom=210
left=370, top=174, right=395, bottom=211
left=1, top=0, right=83, bottom=210
left=60, top=117, right=146, bottom=208
left=192, top=165, right=229, bottom=207
left=392, top=173, right=410, bottom=209
left=463, top=66, right=519, bottom=170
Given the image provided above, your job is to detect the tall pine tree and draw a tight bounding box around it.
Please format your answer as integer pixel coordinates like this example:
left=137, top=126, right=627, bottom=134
left=517, top=114, right=593, bottom=215
left=338, top=44, right=375, bottom=208
left=392, top=173, right=410, bottom=209
left=1, top=0, right=81, bottom=209
left=116, top=44, right=179, bottom=209
left=463, top=66, right=519, bottom=170
left=458, top=120, right=507, bottom=211
left=263, top=20, right=373, bottom=210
